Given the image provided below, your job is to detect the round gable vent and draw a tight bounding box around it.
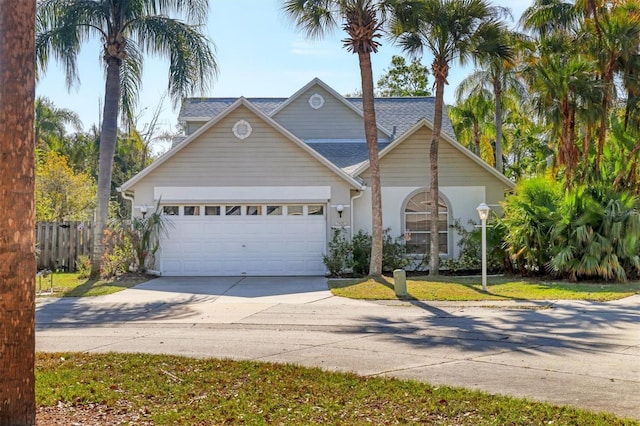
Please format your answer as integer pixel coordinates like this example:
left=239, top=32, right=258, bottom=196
left=232, top=120, right=252, bottom=140
left=309, top=93, right=325, bottom=110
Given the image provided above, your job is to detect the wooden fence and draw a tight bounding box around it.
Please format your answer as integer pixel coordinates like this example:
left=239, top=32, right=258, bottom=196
left=36, top=221, right=92, bottom=272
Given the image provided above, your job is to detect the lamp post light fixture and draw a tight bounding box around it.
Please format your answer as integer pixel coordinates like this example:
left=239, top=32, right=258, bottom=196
left=476, top=202, right=490, bottom=292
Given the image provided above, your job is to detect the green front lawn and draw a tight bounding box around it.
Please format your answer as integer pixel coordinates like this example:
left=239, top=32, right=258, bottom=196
left=37, top=352, right=636, bottom=425
left=36, top=272, right=151, bottom=297
left=329, top=275, right=640, bottom=302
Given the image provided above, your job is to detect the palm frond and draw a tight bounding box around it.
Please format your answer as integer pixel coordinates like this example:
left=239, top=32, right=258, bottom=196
left=131, top=15, right=217, bottom=106
left=120, top=39, right=144, bottom=126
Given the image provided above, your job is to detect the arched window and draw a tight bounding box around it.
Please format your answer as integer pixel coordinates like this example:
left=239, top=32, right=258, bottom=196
left=404, top=191, right=449, bottom=255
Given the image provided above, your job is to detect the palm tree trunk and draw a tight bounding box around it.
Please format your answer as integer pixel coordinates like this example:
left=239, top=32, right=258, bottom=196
left=494, top=79, right=503, bottom=173
left=358, top=51, right=383, bottom=278
left=90, top=58, right=121, bottom=277
left=596, top=64, right=615, bottom=172
left=473, top=121, right=481, bottom=156
left=0, top=1, right=37, bottom=424
left=430, top=63, right=447, bottom=276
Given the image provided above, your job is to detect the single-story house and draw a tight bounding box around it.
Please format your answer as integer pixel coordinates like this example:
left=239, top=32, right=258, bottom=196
left=119, top=78, right=514, bottom=276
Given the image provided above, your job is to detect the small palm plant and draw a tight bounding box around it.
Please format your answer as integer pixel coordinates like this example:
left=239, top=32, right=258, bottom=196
left=500, top=176, right=562, bottom=275
left=551, top=185, right=640, bottom=281
left=128, top=202, right=172, bottom=273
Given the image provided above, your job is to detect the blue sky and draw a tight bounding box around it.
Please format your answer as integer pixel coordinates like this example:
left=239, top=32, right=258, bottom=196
left=36, top=0, right=532, bottom=140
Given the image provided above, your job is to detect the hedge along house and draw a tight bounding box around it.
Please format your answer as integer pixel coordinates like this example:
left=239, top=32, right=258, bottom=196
left=119, top=78, right=515, bottom=276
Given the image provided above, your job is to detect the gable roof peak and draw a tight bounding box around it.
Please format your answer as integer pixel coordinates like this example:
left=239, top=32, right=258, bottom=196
left=268, top=77, right=393, bottom=137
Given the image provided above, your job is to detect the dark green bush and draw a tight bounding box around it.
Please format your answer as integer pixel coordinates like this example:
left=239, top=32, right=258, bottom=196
left=323, top=229, right=410, bottom=277
left=500, top=177, right=640, bottom=281
left=351, top=230, right=371, bottom=276
left=323, top=228, right=353, bottom=277
left=500, top=177, right=561, bottom=275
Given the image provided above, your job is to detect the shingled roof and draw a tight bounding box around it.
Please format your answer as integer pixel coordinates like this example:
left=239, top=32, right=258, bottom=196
left=174, top=86, right=458, bottom=174
left=179, top=96, right=456, bottom=141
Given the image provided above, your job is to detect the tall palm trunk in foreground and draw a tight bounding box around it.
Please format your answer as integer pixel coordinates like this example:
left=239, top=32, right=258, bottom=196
left=0, top=0, right=37, bottom=424
left=283, top=0, right=386, bottom=277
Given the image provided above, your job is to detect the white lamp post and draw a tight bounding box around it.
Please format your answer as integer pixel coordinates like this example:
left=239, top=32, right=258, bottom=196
left=476, top=202, right=491, bottom=292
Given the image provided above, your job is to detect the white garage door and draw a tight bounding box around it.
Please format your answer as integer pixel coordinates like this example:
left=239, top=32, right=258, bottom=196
left=158, top=204, right=327, bottom=276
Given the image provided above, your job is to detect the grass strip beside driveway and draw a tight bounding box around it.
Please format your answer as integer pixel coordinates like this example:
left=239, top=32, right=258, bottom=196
left=329, top=275, right=640, bottom=301
left=36, top=272, right=152, bottom=297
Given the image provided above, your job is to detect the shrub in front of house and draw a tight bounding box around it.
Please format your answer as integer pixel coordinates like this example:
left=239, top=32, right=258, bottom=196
left=324, top=229, right=410, bottom=277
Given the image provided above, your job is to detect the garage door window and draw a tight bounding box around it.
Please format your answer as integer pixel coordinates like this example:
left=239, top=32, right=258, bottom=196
left=267, top=206, right=282, bottom=215
left=205, top=206, right=221, bottom=216
left=226, top=206, right=241, bottom=216
left=163, top=206, right=179, bottom=216
left=184, top=206, right=200, bottom=216
left=287, top=205, right=303, bottom=216
left=308, top=205, right=324, bottom=216
left=246, top=206, right=262, bottom=216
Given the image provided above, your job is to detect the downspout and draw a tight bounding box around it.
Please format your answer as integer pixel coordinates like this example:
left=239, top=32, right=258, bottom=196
left=350, top=187, right=366, bottom=239
left=117, top=188, right=135, bottom=221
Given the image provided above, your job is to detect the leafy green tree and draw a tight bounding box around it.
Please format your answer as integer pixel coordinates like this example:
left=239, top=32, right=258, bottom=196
left=36, top=151, right=96, bottom=222
left=62, top=126, right=100, bottom=177
left=500, top=96, right=550, bottom=180
left=388, top=0, right=511, bottom=275
left=37, top=0, right=218, bottom=277
left=377, top=55, right=431, bottom=96
left=283, top=0, right=387, bottom=277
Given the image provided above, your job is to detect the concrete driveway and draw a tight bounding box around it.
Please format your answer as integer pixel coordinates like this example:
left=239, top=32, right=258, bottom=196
left=36, top=276, right=640, bottom=421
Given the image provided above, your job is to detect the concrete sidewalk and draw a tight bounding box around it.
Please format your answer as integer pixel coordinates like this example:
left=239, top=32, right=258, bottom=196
left=36, top=277, right=640, bottom=421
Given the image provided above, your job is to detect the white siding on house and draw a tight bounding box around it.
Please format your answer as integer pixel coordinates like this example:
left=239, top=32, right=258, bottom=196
left=272, top=84, right=388, bottom=142
left=353, top=186, right=486, bottom=259
left=131, top=105, right=353, bottom=211
left=353, top=124, right=509, bottom=260
left=186, top=121, right=207, bottom=135
left=359, top=126, right=509, bottom=208
left=153, top=186, right=332, bottom=203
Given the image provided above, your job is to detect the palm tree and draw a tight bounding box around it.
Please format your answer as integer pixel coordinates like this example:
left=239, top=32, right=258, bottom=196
left=0, top=1, right=37, bottom=424
left=37, top=0, right=217, bottom=277
left=523, top=41, right=597, bottom=184
left=388, top=0, right=511, bottom=275
left=283, top=0, right=386, bottom=277
left=456, top=29, right=525, bottom=173
left=35, top=96, right=82, bottom=152
left=449, top=87, right=494, bottom=161
left=522, top=0, right=584, bottom=184
left=585, top=2, right=640, bottom=171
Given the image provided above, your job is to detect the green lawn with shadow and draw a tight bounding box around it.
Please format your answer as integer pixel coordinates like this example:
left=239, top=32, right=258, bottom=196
left=329, top=275, right=640, bottom=301
left=36, top=272, right=152, bottom=297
